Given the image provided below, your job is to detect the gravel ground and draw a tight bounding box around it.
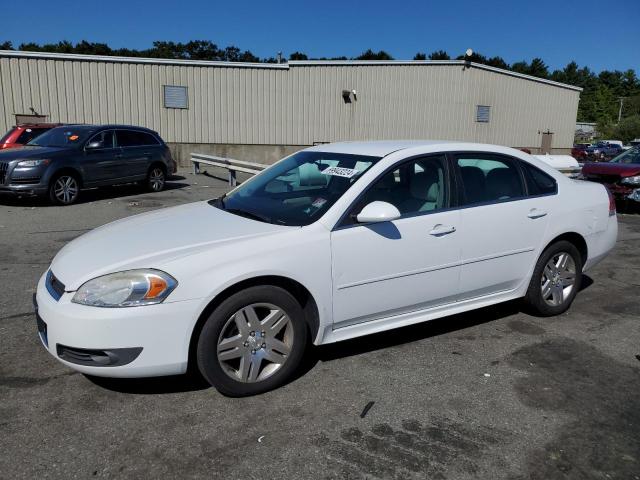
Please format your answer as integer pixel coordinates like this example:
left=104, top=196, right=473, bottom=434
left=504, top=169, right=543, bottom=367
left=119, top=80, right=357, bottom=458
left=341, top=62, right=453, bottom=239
left=0, top=168, right=638, bottom=479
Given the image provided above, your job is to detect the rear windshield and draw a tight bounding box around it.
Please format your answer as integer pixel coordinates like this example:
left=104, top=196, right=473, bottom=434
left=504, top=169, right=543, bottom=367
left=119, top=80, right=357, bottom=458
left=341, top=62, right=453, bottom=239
left=27, top=127, right=93, bottom=148
left=16, top=127, right=50, bottom=144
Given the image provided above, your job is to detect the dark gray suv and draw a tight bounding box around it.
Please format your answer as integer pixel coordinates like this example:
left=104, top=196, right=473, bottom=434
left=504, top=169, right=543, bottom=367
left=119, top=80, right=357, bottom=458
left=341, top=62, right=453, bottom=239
left=0, top=125, right=176, bottom=205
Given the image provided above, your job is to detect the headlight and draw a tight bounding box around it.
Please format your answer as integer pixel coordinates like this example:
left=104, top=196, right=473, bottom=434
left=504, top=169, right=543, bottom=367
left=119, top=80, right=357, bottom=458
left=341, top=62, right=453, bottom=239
left=621, top=175, right=640, bottom=185
left=72, top=270, right=177, bottom=307
left=16, top=159, right=50, bottom=167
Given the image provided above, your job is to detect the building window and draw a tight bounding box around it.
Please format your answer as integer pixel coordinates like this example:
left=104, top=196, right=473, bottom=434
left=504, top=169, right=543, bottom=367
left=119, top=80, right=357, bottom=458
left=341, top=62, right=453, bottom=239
left=476, top=105, right=490, bottom=123
left=163, top=85, right=188, bottom=109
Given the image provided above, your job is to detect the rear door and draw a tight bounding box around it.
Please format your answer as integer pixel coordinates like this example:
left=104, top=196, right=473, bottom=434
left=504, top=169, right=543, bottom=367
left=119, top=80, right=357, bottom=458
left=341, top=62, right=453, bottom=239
left=115, top=130, right=160, bottom=179
left=454, top=153, right=555, bottom=299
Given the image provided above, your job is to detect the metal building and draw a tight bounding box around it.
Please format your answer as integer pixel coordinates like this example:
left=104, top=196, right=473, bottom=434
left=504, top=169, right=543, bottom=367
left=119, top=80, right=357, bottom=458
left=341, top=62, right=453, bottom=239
left=0, top=50, right=581, bottom=164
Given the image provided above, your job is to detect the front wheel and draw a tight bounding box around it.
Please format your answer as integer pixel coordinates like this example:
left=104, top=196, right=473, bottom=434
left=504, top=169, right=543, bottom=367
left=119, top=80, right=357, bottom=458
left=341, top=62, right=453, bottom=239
left=196, top=286, right=308, bottom=396
left=524, top=240, right=583, bottom=316
left=49, top=174, right=80, bottom=205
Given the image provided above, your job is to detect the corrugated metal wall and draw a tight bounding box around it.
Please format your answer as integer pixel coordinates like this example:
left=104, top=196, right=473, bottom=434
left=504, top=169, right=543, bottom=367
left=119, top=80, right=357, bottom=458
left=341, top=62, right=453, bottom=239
left=0, top=54, right=580, bottom=150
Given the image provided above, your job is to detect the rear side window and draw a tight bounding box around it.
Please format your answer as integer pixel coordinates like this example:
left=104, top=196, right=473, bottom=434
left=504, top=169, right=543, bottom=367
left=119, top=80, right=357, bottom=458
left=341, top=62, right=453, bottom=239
left=116, top=130, right=159, bottom=147
left=456, top=155, right=525, bottom=205
left=522, top=163, right=557, bottom=196
left=16, top=128, right=49, bottom=144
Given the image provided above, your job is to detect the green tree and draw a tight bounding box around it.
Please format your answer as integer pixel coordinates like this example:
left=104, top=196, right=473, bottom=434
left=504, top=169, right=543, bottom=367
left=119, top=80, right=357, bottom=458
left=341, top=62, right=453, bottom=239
left=428, top=50, right=450, bottom=60
left=289, top=51, right=308, bottom=61
left=0, top=41, right=13, bottom=50
left=355, top=49, right=393, bottom=60
left=413, top=52, right=427, bottom=60
left=527, top=58, right=549, bottom=78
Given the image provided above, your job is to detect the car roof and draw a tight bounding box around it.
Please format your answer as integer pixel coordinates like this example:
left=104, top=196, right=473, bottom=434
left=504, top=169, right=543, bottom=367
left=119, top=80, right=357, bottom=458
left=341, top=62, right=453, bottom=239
left=47, top=124, right=158, bottom=134
left=305, top=140, right=457, bottom=157
left=15, top=123, right=63, bottom=128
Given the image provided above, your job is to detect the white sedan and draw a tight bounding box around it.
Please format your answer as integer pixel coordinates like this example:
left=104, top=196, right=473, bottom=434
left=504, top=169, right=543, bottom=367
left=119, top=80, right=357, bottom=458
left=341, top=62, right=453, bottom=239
left=34, top=141, right=617, bottom=396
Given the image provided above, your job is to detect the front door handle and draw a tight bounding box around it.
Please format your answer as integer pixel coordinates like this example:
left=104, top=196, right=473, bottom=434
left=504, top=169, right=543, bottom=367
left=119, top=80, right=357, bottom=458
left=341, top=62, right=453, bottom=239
left=429, top=224, right=456, bottom=236
left=527, top=208, right=547, bottom=219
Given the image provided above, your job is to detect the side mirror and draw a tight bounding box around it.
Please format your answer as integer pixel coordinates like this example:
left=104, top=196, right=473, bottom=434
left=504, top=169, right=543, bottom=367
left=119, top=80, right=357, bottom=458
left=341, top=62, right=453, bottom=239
left=356, top=201, right=401, bottom=224
left=85, top=141, right=103, bottom=150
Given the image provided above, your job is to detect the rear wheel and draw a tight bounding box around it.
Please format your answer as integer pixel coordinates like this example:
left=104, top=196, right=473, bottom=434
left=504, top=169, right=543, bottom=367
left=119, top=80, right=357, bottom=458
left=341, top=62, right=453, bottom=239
left=145, top=165, right=165, bottom=192
left=524, top=240, right=582, bottom=316
left=48, top=174, right=80, bottom=205
left=196, top=286, right=308, bottom=396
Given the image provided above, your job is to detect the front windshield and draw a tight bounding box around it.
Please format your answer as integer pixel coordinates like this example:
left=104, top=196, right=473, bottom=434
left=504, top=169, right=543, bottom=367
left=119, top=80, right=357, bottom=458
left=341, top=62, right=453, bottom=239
left=212, top=151, right=381, bottom=226
left=27, top=127, right=92, bottom=148
left=610, top=147, right=640, bottom=164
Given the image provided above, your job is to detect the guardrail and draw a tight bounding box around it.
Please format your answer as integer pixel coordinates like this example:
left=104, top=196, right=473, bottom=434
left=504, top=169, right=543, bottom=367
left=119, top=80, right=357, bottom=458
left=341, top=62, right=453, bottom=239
left=191, top=153, right=269, bottom=186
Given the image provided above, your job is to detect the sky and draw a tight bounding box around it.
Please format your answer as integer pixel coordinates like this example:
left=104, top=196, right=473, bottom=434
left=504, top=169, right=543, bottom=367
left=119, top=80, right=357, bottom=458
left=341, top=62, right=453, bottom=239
left=2, top=0, right=639, bottom=73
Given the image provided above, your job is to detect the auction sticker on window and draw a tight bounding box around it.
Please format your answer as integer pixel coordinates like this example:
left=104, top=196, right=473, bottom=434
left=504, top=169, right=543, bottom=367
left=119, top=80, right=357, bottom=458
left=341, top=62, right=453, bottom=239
left=311, top=197, right=327, bottom=208
left=321, top=166, right=359, bottom=178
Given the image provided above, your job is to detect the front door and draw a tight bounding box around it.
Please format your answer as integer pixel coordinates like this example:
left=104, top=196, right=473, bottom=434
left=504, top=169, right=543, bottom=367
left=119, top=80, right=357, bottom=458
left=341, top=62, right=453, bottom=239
left=82, top=130, right=119, bottom=184
left=330, top=155, right=461, bottom=328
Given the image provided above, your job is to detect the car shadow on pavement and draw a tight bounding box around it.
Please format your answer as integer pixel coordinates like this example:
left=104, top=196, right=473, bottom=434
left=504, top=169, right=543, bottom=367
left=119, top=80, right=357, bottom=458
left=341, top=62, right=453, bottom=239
left=85, top=371, right=210, bottom=395
left=315, top=300, right=524, bottom=363
left=84, top=276, right=595, bottom=395
left=0, top=181, right=190, bottom=207
left=315, top=275, right=592, bottom=363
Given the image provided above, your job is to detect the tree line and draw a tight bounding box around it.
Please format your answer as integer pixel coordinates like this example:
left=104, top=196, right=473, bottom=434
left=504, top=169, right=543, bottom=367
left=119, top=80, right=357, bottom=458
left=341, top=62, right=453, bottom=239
left=2, top=40, right=639, bottom=141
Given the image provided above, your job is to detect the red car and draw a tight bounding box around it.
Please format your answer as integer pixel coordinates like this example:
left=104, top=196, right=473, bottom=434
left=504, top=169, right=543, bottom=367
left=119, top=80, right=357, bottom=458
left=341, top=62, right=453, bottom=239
left=571, top=144, right=590, bottom=161
left=0, top=123, right=62, bottom=149
left=581, top=146, right=640, bottom=206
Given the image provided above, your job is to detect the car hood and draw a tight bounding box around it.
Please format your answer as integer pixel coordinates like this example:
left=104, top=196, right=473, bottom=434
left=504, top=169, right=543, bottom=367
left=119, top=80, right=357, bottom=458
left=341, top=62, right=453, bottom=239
left=0, top=145, right=70, bottom=161
left=582, top=162, right=640, bottom=177
left=50, top=201, right=291, bottom=290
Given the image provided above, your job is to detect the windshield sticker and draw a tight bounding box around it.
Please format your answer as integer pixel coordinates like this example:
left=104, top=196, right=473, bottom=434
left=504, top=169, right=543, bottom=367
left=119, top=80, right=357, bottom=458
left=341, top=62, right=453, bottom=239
left=321, top=166, right=359, bottom=178
left=311, top=198, right=327, bottom=209
left=68, top=135, right=79, bottom=141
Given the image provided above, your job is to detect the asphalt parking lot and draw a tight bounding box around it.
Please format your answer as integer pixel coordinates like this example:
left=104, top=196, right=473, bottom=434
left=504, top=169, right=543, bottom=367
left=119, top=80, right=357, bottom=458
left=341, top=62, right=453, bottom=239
left=1, top=169, right=639, bottom=480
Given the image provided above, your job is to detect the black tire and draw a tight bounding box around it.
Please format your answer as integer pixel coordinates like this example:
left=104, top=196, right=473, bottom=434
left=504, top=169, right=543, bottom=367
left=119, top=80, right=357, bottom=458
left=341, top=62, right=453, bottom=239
left=196, top=285, right=308, bottom=396
left=524, top=240, right=583, bottom=317
left=48, top=173, right=80, bottom=205
left=145, top=165, right=166, bottom=192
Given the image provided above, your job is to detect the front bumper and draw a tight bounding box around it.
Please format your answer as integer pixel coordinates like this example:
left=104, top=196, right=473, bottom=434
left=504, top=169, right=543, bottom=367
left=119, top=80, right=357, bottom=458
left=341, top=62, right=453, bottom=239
left=0, top=183, right=48, bottom=196
left=34, top=271, right=205, bottom=378
left=0, top=164, right=49, bottom=195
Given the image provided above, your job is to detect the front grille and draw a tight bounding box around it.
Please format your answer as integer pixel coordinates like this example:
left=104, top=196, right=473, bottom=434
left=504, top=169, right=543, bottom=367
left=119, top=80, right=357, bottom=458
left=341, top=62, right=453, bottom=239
left=46, top=270, right=65, bottom=301
left=0, top=161, right=7, bottom=184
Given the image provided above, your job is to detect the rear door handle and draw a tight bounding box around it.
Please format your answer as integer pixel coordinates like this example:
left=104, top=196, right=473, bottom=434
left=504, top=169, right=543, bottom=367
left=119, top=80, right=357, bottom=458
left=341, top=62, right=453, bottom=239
left=527, top=208, right=547, bottom=219
left=429, top=224, right=456, bottom=236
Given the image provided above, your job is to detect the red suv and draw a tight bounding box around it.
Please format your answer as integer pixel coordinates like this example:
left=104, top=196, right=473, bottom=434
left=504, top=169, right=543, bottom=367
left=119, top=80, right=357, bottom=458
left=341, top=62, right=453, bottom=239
left=0, top=123, right=62, bottom=150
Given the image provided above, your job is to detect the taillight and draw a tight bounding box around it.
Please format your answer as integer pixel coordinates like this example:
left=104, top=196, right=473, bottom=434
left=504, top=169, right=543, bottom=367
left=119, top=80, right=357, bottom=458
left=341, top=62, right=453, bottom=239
left=606, top=187, right=616, bottom=216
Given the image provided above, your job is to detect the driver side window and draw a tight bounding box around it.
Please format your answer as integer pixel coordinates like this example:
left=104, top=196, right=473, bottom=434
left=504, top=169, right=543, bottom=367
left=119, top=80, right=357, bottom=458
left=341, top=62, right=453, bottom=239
left=358, top=155, right=448, bottom=216
left=87, top=130, right=114, bottom=149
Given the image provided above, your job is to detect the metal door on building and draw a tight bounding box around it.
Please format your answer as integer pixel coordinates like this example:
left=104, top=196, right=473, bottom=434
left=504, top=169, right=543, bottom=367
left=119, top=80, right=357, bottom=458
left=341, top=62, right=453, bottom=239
left=540, top=131, right=553, bottom=154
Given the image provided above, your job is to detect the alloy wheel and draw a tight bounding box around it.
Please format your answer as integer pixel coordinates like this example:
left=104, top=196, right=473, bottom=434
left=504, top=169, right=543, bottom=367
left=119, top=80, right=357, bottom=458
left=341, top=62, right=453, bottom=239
left=541, top=252, right=576, bottom=307
left=53, top=176, right=79, bottom=204
left=216, top=303, right=294, bottom=383
left=149, top=168, right=165, bottom=191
